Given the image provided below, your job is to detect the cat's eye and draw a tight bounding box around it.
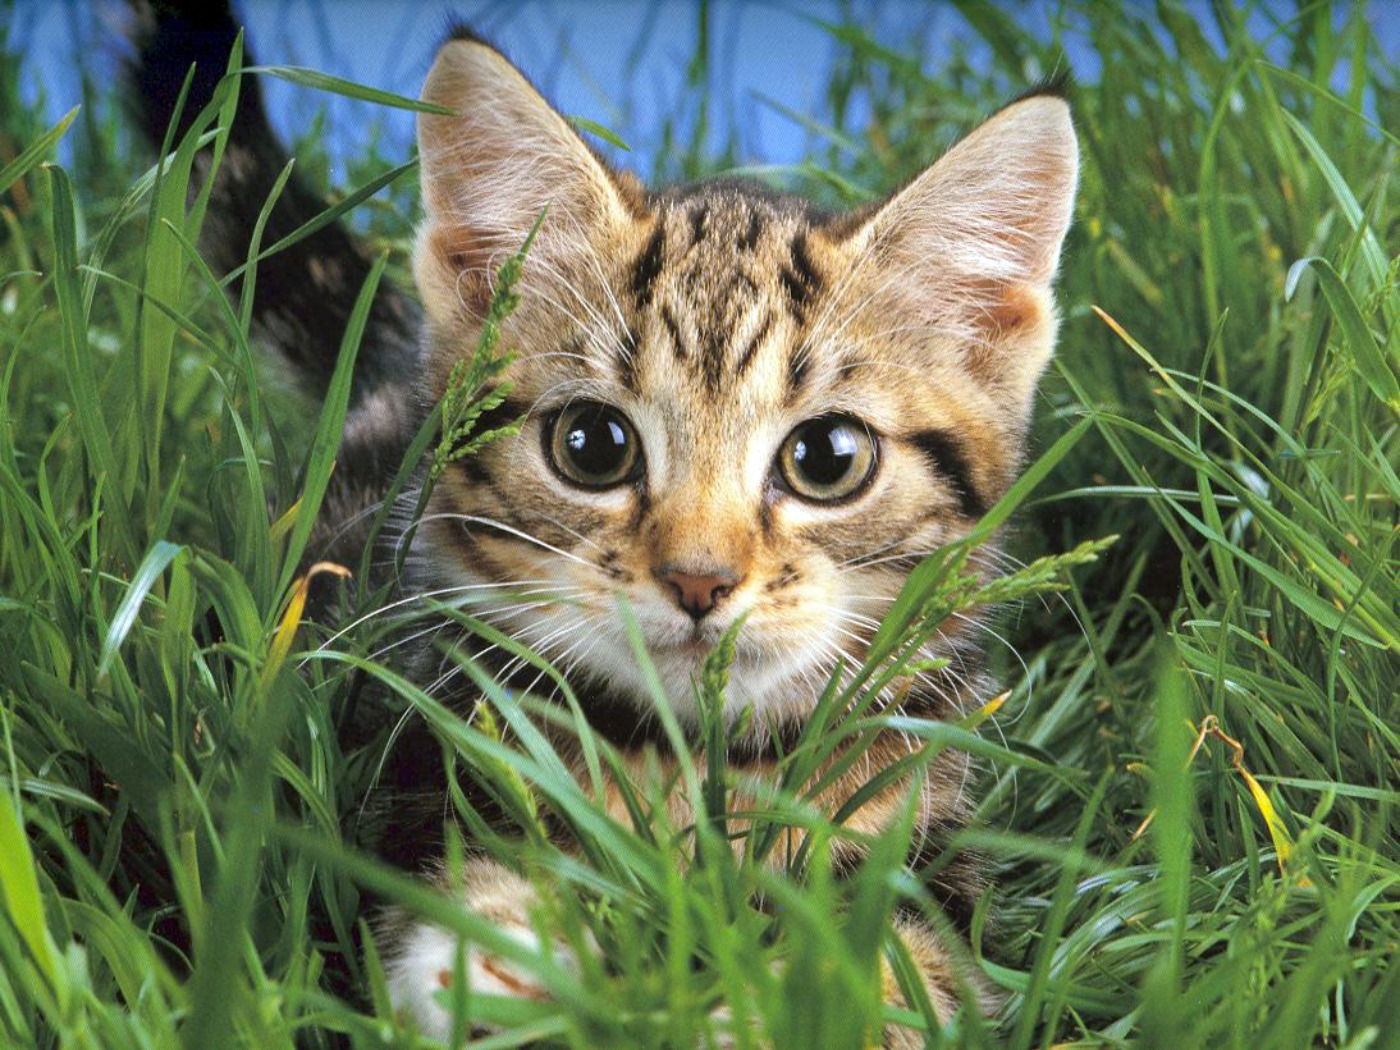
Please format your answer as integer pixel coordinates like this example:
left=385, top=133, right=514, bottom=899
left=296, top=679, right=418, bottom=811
left=548, top=402, right=643, bottom=488
left=777, top=415, right=877, bottom=502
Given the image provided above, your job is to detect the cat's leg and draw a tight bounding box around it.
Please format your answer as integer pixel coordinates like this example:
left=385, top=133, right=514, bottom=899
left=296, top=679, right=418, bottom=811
left=705, top=917, right=982, bottom=1050
left=881, top=914, right=995, bottom=1048
left=384, top=858, right=582, bottom=1041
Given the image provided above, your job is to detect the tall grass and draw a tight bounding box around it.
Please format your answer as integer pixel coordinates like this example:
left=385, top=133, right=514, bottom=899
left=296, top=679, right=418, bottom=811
left=1, top=2, right=1396, bottom=1048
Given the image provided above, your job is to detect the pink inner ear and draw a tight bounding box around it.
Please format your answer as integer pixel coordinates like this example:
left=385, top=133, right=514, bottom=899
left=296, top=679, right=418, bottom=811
left=985, top=282, right=1041, bottom=336
left=423, top=225, right=496, bottom=316
left=960, top=281, right=1051, bottom=387
left=417, top=39, right=637, bottom=281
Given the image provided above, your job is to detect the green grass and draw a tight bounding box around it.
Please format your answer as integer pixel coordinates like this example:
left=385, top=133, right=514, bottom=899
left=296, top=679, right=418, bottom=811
left=1, top=2, right=1397, bottom=1047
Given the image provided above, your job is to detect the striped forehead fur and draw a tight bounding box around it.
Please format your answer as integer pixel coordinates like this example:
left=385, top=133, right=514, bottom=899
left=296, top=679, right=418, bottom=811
left=405, top=32, right=1078, bottom=735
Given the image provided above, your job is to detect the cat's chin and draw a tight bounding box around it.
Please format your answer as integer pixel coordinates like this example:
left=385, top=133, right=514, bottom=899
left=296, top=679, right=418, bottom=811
left=581, top=624, right=833, bottom=730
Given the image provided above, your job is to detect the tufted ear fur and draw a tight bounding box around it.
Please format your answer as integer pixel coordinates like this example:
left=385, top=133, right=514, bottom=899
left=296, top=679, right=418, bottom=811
left=844, top=94, right=1078, bottom=412
left=414, top=33, right=641, bottom=323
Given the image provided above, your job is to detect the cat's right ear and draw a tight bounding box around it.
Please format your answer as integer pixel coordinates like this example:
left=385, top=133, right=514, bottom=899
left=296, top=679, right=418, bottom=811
left=838, top=93, right=1078, bottom=416
left=415, top=32, right=640, bottom=322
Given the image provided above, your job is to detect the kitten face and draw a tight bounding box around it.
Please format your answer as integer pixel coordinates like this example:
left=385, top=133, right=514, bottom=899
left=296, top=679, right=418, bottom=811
left=410, top=34, right=1077, bottom=728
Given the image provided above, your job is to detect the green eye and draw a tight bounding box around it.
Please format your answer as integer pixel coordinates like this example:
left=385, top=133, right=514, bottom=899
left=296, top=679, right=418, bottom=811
left=548, top=402, right=642, bottom=488
left=778, top=415, right=877, bottom=502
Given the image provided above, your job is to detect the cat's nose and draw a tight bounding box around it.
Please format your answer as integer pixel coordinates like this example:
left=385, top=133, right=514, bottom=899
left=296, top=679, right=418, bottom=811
left=658, top=566, right=740, bottom=621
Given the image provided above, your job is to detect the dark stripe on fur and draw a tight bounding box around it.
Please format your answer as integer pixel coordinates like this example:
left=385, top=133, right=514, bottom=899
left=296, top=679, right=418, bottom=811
left=738, top=210, right=763, bottom=251
left=627, top=481, right=652, bottom=532
left=701, top=325, right=727, bottom=393
left=758, top=492, right=775, bottom=539
left=786, top=346, right=810, bottom=394
left=661, top=305, right=687, bottom=360
left=789, top=231, right=821, bottom=294
left=734, top=311, right=770, bottom=378
left=779, top=231, right=820, bottom=324
left=630, top=224, right=666, bottom=307
left=617, top=327, right=640, bottom=392
left=895, top=852, right=986, bottom=942
left=688, top=203, right=709, bottom=248
left=911, top=430, right=986, bottom=518
left=733, top=269, right=759, bottom=297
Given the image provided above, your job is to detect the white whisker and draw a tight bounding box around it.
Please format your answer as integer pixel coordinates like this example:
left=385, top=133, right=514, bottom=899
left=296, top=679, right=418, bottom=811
left=417, top=512, right=603, bottom=571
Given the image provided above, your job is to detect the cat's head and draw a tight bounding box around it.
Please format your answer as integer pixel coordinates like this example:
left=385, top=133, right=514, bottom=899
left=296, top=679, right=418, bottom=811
left=408, top=30, right=1077, bottom=730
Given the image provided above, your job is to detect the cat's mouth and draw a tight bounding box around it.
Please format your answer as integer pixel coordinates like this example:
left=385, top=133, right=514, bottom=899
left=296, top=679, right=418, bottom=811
left=651, top=617, right=733, bottom=657
left=674, top=630, right=714, bottom=656
left=642, top=634, right=716, bottom=667
left=634, top=617, right=759, bottom=683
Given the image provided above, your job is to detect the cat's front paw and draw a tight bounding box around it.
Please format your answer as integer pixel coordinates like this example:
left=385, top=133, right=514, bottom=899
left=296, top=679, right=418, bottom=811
left=385, top=861, right=581, bottom=1041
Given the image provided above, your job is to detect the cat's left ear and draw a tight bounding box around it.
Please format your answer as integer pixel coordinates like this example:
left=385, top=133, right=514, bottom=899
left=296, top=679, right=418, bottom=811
left=414, top=31, right=641, bottom=322
left=843, top=93, right=1078, bottom=409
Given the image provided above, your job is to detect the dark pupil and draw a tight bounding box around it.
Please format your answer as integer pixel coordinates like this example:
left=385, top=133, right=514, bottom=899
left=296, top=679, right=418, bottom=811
left=794, top=421, right=857, bottom=486
left=565, top=410, right=628, bottom=478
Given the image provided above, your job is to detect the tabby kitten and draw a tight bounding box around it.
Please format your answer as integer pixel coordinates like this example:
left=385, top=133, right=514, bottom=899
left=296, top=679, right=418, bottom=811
left=388, top=31, right=1076, bottom=1042
left=135, top=9, right=1076, bottom=1046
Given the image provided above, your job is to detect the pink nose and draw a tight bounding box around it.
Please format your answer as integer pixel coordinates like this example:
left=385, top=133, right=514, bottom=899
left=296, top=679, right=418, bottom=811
left=659, top=566, right=740, bottom=621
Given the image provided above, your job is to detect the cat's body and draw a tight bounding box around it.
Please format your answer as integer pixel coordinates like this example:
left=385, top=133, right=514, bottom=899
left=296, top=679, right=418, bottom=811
left=132, top=5, right=1076, bottom=1044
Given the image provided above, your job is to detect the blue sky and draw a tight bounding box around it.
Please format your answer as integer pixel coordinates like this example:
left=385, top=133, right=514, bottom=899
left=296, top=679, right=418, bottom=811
left=9, top=1, right=1396, bottom=180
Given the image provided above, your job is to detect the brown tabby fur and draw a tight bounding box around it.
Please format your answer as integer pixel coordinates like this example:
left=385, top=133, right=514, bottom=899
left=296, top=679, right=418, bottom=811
left=378, top=30, right=1077, bottom=1044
